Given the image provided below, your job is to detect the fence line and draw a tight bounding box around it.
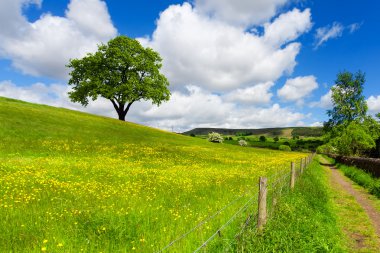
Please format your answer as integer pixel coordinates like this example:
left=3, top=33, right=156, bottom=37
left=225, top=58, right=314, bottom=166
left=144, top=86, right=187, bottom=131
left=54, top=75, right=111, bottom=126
left=193, top=192, right=259, bottom=252
left=158, top=153, right=315, bottom=252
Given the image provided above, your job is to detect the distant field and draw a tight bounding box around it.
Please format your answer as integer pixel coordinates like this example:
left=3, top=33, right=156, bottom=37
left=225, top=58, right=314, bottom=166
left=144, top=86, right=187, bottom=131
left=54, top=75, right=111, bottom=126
left=0, top=97, right=305, bottom=252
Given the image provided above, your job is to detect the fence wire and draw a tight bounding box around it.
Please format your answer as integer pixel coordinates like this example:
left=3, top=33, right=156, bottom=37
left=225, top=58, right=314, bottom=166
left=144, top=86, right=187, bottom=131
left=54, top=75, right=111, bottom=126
left=157, top=154, right=315, bottom=253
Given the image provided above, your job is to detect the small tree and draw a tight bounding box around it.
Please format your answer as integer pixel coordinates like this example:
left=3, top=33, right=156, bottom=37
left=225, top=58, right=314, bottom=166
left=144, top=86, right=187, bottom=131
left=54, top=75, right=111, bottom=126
left=67, top=36, right=170, bottom=121
left=259, top=136, right=266, bottom=142
left=238, top=140, right=248, bottom=146
left=273, top=136, right=279, bottom=142
left=325, top=71, right=367, bottom=130
left=208, top=132, right=223, bottom=143
left=279, top=145, right=291, bottom=151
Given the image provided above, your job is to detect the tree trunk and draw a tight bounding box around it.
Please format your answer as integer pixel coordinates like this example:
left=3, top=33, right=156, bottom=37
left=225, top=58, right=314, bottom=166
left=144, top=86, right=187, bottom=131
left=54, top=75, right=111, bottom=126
left=110, top=99, right=134, bottom=121
left=118, top=112, right=126, bottom=121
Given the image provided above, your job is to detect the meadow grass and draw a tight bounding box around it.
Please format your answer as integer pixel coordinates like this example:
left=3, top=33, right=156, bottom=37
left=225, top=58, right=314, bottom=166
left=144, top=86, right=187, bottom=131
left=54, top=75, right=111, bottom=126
left=235, top=157, right=346, bottom=252
left=0, top=97, right=306, bottom=252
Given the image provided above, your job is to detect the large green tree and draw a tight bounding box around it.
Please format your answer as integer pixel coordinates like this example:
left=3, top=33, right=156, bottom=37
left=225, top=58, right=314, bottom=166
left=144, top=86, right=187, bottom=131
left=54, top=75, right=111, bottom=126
left=325, top=71, right=368, bottom=130
left=67, top=36, right=170, bottom=121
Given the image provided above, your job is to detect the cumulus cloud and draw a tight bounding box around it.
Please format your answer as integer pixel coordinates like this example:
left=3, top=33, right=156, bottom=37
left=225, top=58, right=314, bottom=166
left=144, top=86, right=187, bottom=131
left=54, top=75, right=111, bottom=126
left=367, top=95, right=380, bottom=113
left=0, top=0, right=117, bottom=79
left=277, top=75, right=318, bottom=103
left=223, top=82, right=274, bottom=104
left=309, top=90, right=333, bottom=109
left=0, top=1, right=314, bottom=131
left=263, top=8, right=312, bottom=47
left=140, top=3, right=312, bottom=91
left=195, top=0, right=288, bottom=27
left=137, top=86, right=304, bottom=131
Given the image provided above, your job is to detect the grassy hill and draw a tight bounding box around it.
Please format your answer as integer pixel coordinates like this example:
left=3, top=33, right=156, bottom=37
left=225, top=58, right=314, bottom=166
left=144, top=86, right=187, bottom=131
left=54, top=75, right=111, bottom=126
left=0, top=97, right=306, bottom=252
left=183, top=127, right=323, bottom=138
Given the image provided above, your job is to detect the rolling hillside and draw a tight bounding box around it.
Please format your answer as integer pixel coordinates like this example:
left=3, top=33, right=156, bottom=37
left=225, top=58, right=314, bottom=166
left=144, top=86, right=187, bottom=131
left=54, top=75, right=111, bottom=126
left=0, top=97, right=305, bottom=252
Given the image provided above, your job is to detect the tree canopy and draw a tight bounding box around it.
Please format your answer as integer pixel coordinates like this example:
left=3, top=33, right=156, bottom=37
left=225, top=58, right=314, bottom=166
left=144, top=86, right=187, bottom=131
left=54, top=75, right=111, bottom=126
left=325, top=71, right=367, bottom=130
left=322, top=70, right=380, bottom=157
left=67, top=36, right=170, bottom=121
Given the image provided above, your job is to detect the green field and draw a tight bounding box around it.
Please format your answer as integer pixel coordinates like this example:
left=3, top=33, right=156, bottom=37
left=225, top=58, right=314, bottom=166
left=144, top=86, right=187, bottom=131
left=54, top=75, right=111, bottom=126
left=0, top=97, right=306, bottom=252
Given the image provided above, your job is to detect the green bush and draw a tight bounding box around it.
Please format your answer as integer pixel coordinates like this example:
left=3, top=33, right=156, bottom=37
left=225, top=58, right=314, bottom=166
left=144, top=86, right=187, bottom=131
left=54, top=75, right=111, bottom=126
left=316, top=144, right=336, bottom=154
left=273, top=136, right=279, bottom=142
left=207, top=132, right=223, bottom=143
left=279, top=145, right=291, bottom=151
left=259, top=136, right=266, bottom=142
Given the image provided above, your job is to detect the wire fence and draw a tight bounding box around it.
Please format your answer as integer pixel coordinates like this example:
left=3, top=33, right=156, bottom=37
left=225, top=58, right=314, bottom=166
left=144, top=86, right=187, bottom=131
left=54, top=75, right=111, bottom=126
left=156, top=153, right=316, bottom=253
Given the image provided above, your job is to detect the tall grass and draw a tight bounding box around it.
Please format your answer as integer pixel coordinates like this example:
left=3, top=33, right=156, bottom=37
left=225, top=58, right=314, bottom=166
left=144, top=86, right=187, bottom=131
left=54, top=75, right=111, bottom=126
left=336, top=163, right=380, bottom=198
left=235, top=159, right=346, bottom=252
left=0, top=97, right=306, bottom=252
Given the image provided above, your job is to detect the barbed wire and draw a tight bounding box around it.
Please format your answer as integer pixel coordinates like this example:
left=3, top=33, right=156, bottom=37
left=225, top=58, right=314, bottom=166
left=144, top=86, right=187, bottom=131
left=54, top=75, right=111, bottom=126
left=193, top=192, right=259, bottom=252
left=156, top=186, right=258, bottom=252
left=157, top=155, right=314, bottom=253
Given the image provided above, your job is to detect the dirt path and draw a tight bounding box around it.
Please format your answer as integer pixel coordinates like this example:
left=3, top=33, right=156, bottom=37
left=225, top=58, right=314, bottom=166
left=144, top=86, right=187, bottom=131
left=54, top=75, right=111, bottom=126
left=320, top=157, right=380, bottom=251
left=330, top=168, right=380, bottom=236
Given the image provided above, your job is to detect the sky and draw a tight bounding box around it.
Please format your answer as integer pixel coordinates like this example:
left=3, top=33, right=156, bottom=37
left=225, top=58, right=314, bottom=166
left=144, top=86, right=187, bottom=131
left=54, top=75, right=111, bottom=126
left=0, top=0, right=380, bottom=132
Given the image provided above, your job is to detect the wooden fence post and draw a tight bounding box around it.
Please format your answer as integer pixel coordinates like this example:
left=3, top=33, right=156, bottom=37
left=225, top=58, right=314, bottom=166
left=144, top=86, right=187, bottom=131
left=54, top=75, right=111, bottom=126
left=300, top=158, right=304, bottom=174
left=257, top=177, right=267, bottom=231
left=290, top=162, right=295, bottom=189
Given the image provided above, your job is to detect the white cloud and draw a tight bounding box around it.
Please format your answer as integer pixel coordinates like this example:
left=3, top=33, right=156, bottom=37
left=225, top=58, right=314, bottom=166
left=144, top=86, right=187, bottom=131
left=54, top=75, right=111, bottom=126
left=314, top=22, right=362, bottom=49
left=367, top=95, right=380, bottom=113
left=0, top=0, right=117, bottom=79
left=348, top=22, right=362, bottom=33
left=140, top=3, right=311, bottom=91
left=0, top=1, right=315, bottom=132
left=137, top=86, right=304, bottom=131
left=277, top=75, right=318, bottom=102
left=309, top=90, right=333, bottom=109
left=223, top=82, right=274, bottom=104
left=314, top=22, right=343, bottom=48
left=195, top=0, right=288, bottom=27
left=310, top=121, right=323, bottom=127
left=264, top=8, right=312, bottom=47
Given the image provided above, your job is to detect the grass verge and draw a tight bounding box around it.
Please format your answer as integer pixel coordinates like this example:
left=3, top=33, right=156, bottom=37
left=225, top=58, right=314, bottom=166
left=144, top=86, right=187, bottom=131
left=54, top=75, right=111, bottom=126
left=335, top=163, right=380, bottom=198
left=235, top=158, right=346, bottom=252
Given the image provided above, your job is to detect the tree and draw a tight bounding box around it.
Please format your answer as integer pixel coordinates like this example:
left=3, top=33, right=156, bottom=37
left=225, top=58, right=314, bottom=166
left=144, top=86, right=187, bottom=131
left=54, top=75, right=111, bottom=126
left=325, top=71, right=368, bottom=130
left=331, top=121, right=375, bottom=156
left=67, top=36, right=170, bottom=121
left=273, top=136, right=279, bottom=142
left=259, top=136, right=266, bottom=142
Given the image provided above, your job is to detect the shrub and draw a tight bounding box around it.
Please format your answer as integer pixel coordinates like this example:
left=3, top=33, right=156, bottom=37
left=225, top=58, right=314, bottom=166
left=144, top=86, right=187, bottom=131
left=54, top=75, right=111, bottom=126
left=316, top=144, right=336, bottom=154
left=279, top=145, right=291, bottom=151
left=208, top=132, right=223, bottom=143
left=238, top=140, right=248, bottom=147
left=259, top=136, right=266, bottom=142
left=273, top=136, right=279, bottom=142
left=228, top=137, right=233, bottom=141
left=190, top=133, right=195, bottom=137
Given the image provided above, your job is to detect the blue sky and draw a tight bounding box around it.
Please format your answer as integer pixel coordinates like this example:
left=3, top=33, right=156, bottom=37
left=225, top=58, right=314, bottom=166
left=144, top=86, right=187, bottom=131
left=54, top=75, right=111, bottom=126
left=0, top=0, right=379, bottom=131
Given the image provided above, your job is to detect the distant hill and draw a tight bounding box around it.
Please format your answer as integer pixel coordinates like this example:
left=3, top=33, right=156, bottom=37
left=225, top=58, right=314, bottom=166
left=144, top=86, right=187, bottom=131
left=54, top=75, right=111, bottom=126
left=183, top=127, right=324, bottom=137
